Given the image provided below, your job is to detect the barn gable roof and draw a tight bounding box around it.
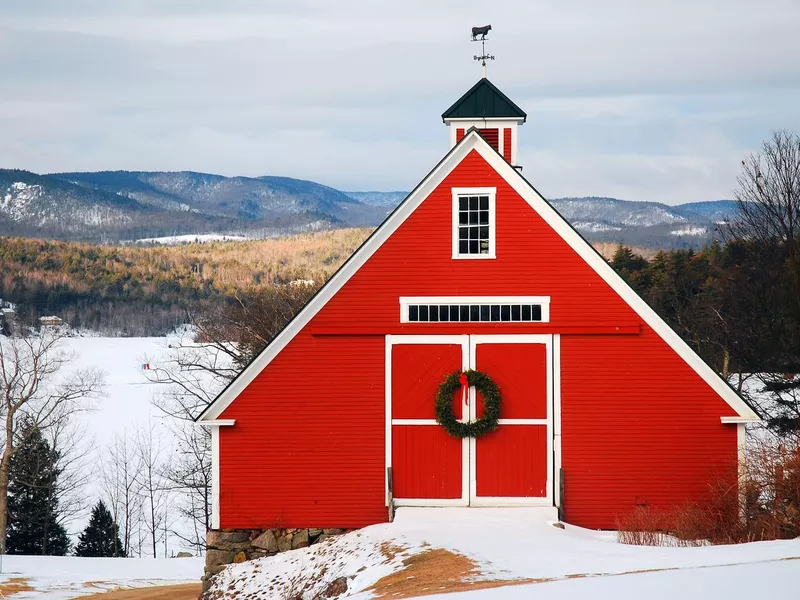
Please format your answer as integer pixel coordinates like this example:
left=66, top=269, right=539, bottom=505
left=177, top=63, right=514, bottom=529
left=197, top=131, right=759, bottom=423
left=441, top=78, right=527, bottom=122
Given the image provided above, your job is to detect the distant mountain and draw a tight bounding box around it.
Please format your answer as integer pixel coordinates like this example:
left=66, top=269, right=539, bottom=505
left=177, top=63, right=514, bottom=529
left=344, top=191, right=408, bottom=207
left=0, top=170, right=390, bottom=241
left=0, top=168, right=742, bottom=248
left=674, top=200, right=740, bottom=223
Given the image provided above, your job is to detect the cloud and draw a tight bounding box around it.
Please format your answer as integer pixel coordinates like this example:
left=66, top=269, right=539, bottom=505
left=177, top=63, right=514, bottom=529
left=1, top=0, right=800, bottom=202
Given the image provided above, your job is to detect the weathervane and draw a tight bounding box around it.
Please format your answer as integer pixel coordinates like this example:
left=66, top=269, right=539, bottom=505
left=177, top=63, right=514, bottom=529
left=471, top=25, right=494, bottom=78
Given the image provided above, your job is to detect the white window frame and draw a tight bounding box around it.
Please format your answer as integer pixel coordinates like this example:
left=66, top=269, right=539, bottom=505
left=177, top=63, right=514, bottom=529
left=399, top=296, right=551, bottom=324
left=452, top=187, right=496, bottom=259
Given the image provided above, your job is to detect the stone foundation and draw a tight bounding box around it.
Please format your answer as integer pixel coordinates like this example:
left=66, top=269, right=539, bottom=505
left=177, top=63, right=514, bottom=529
left=202, top=527, right=346, bottom=593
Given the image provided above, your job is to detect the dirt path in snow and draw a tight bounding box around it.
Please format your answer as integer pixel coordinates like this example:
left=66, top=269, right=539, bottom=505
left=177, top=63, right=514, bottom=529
left=80, top=583, right=201, bottom=600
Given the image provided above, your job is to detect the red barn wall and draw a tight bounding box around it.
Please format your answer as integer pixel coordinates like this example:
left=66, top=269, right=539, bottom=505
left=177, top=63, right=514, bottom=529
left=218, top=149, right=739, bottom=530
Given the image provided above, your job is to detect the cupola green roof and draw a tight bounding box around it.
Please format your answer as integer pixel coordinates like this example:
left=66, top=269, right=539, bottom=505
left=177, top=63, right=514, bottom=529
left=442, top=78, right=527, bottom=122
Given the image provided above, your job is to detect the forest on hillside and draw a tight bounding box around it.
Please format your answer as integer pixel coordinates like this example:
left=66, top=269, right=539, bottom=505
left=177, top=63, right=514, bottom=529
left=0, top=229, right=369, bottom=335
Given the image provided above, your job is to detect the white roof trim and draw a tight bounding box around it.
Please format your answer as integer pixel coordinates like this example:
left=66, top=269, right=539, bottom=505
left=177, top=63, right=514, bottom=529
left=197, top=131, right=759, bottom=422
left=720, top=416, right=760, bottom=424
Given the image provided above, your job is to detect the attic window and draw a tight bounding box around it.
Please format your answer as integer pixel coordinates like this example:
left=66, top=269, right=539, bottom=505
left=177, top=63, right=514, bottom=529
left=400, top=296, right=551, bottom=323
left=452, top=187, right=496, bottom=259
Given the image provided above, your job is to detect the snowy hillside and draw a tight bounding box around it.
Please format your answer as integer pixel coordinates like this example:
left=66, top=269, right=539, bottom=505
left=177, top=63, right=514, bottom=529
left=0, top=554, right=203, bottom=599
left=207, top=507, right=800, bottom=599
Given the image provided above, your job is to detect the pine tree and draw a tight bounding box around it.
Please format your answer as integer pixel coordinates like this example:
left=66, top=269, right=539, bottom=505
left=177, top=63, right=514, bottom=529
left=75, top=500, right=124, bottom=557
left=6, top=421, right=70, bottom=555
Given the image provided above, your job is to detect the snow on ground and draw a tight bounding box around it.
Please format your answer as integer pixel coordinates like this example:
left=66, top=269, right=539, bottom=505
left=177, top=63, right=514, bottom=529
left=56, top=335, right=176, bottom=455
left=132, top=233, right=248, bottom=244
left=209, top=508, right=800, bottom=599
left=433, top=558, right=800, bottom=599
left=669, top=225, right=707, bottom=236
left=0, top=554, right=203, bottom=599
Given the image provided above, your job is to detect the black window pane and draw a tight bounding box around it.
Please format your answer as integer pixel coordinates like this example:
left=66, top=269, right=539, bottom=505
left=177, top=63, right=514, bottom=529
left=469, top=226, right=479, bottom=238
left=479, top=211, right=489, bottom=224
left=459, top=212, right=469, bottom=224
left=409, top=305, right=419, bottom=321
left=459, top=305, right=470, bottom=321
left=522, top=305, right=532, bottom=321
left=439, top=305, right=449, bottom=322
left=501, top=305, right=511, bottom=321
left=469, top=241, right=479, bottom=254
left=511, top=305, right=521, bottom=321
left=469, top=196, right=479, bottom=210
left=450, top=305, right=459, bottom=320
left=419, top=305, right=429, bottom=321
left=459, top=197, right=468, bottom=210
left=470, top=305, right=480, bottom=321
left=479, top=226, right=489, bottom=239
left=532, top=304, right=542, bottom=321
left=480, top=240, right=490, bottom=253
left=429, top=305, right=438, bottom=321
left=490, top=305, right=500, bottom=321
left=480, top=305, right=490, bottom=321
left=469, top=211, right=479, bottom=224
left=459, top=240, right=469, bottom=254
left=479, top=196, right=489, bottom=210
left=459, top=227, right=469, bottom=240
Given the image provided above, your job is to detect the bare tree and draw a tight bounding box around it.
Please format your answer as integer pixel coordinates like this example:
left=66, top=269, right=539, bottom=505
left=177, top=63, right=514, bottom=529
left=0, top=327, right=104, bottom=553
left=135, top=422, right=170, bottom=558
left=142, top=334, right=222, bottom=553
left=47, top=416, right=95, bottom=536
left=729, top=129, right=800, bottom=312
left=101, top=432, right=142, bottom=557
left=726, top=130, right=800, bottom=434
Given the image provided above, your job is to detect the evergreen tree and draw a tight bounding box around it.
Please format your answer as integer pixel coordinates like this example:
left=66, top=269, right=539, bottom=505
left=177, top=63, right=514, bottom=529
left=6, top=421, right=70, bottom=555
left=75, top=500, right=124, bottom=557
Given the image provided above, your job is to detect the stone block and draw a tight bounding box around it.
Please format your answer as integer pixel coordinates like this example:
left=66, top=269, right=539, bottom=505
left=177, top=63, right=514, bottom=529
left=252, top=529, right=278, bottom=552
left=292, top=529, right=309, bottom=549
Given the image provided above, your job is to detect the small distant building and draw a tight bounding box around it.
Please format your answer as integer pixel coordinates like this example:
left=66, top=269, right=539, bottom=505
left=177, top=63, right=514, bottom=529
left=39, top=316, right=64, bottom=327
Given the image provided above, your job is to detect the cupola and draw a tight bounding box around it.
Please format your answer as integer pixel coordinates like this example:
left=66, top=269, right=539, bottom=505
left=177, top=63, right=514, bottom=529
left=442, top=78, right=526, bottom=167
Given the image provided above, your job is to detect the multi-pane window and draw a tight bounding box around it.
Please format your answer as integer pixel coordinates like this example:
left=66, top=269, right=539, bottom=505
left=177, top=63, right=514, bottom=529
left=406, top=303, right=543, bottom=323
left=457, top=195, right=491, bottom=255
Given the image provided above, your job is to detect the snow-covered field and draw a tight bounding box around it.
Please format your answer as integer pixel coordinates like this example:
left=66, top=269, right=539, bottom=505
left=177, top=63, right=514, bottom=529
left=209, top=508, right=800, bottom=599
left=0, top=554, right=203, bottom=599
left=132, top=233, right=249, bottom=245
left=62, top=336, right=176, bottom=449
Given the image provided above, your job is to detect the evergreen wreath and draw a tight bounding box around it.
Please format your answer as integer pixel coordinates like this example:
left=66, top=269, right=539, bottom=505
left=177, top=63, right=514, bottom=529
left=435, top=369, right=501, bottom=438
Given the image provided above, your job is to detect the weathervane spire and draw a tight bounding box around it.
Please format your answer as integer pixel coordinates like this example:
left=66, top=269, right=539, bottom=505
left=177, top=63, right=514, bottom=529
left=471, top=24, right=494, bottom=78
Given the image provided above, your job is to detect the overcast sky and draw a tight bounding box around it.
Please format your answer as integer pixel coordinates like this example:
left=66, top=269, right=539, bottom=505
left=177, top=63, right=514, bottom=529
left=1, top=1, right=799, bottom=203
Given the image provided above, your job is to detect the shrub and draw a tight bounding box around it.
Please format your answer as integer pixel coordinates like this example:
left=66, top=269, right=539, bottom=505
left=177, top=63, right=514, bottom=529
left=617, top=437, right=800, bottom=546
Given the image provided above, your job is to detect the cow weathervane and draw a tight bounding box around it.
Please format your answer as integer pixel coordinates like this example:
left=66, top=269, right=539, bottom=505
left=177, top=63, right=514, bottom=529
left=471, top=24, right=494, bottom=78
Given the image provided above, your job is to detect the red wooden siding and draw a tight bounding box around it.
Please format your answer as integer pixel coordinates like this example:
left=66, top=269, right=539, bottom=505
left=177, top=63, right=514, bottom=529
left=476, top=425, right=547, bottom=497
left=218, top=148, right=740, bottom=530
left=503, top=128, right=512, bottom=162
left=218, top=333, right=386, bottom=529
left=560, top=329, right=738, bottom=528
left=478, top=128, right=499, bottom=151
left=456, top=128, right=465, bottom=143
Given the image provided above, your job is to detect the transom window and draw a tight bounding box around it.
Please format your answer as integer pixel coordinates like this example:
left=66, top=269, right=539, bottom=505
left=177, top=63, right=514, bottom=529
left=400, top=296, right=550, bottom=324
left=452, top=188, right=496, bottom=259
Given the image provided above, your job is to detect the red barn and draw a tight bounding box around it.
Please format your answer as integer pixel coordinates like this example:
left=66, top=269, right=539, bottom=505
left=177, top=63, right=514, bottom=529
left=197, top=78, right=759, bottom=534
